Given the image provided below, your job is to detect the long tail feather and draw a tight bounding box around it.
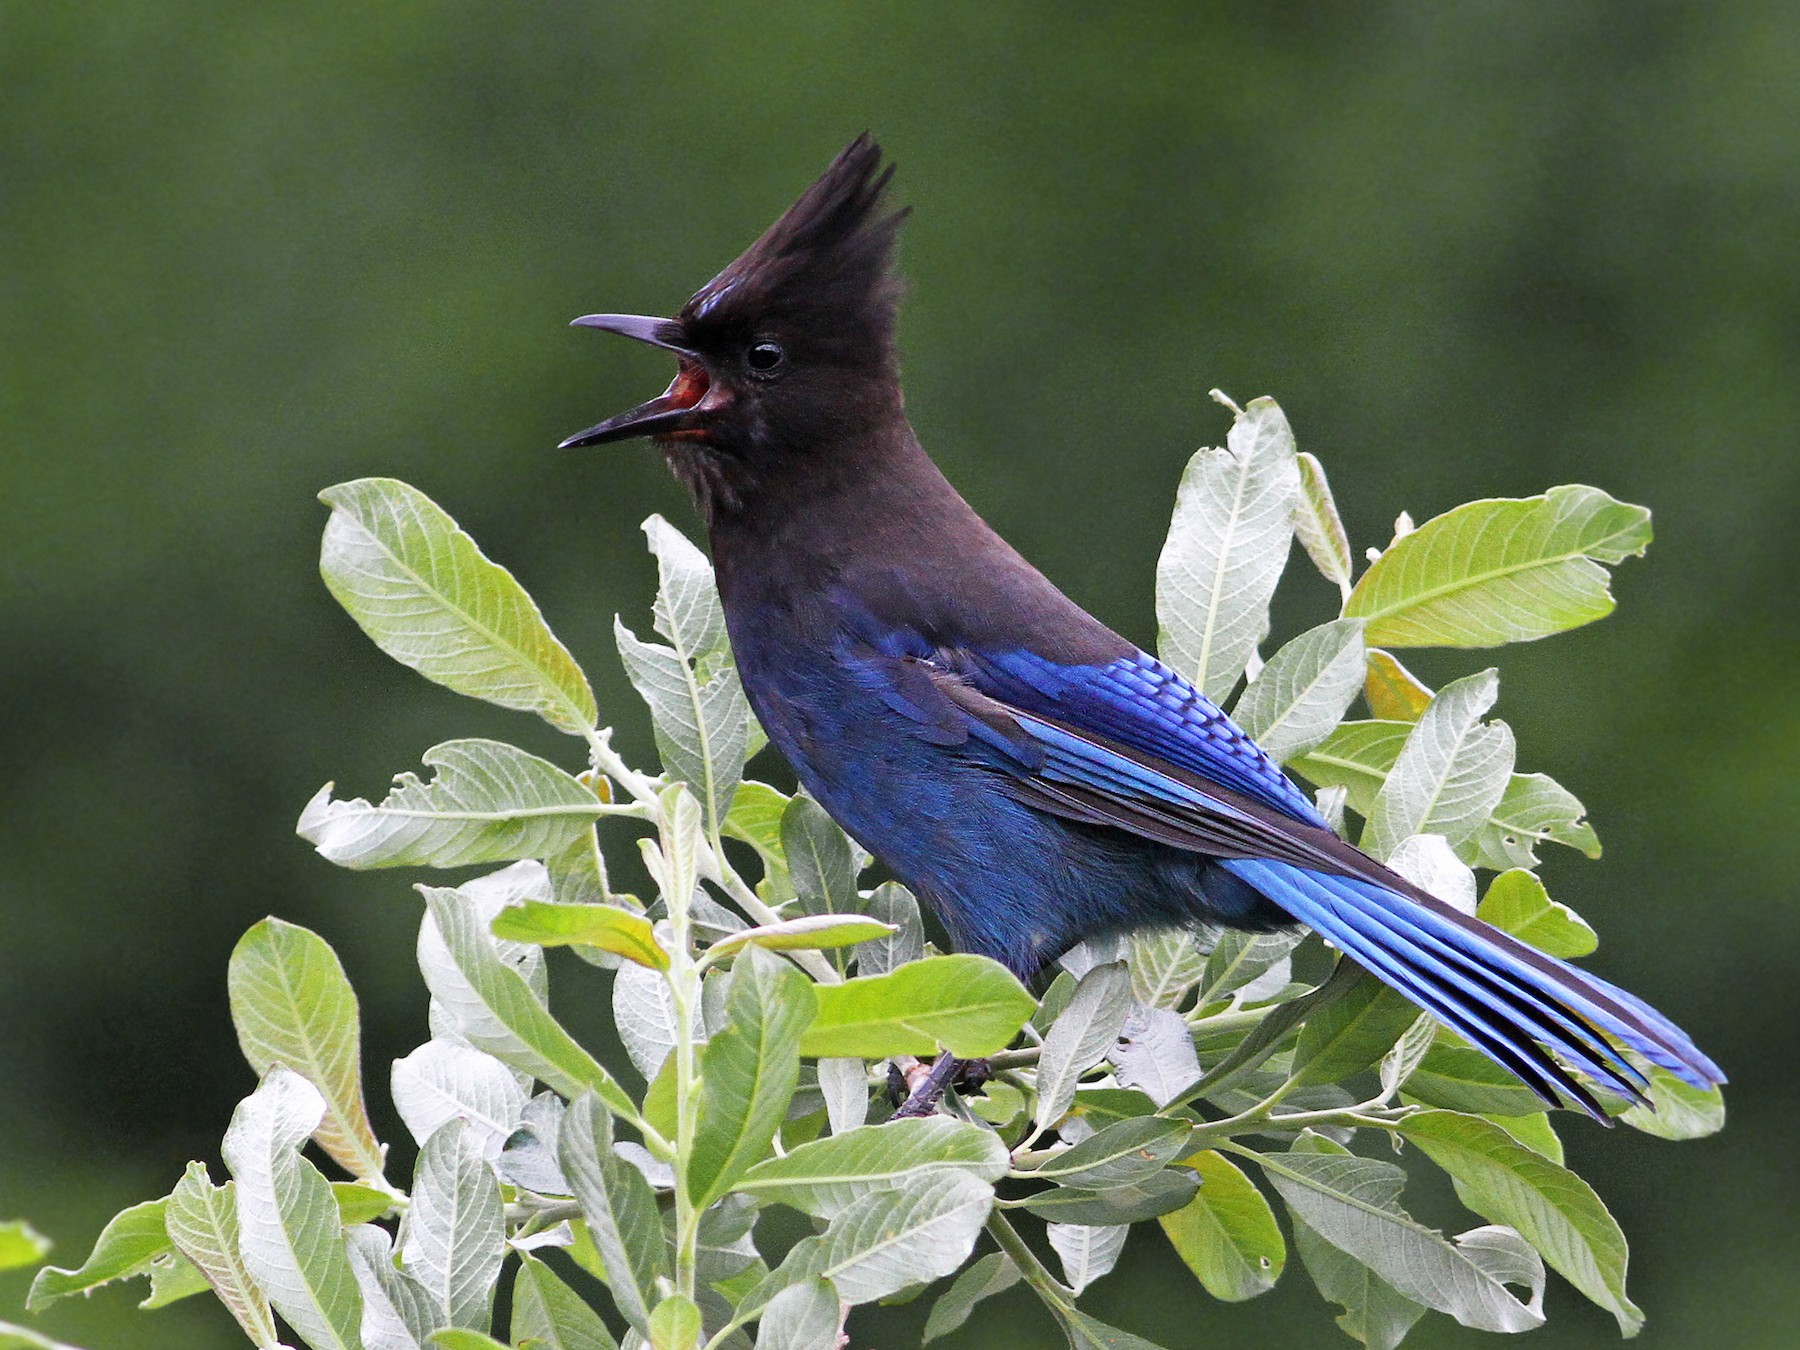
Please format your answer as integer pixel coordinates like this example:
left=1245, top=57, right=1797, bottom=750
left=1220, top=857, right=1724, bottom=1120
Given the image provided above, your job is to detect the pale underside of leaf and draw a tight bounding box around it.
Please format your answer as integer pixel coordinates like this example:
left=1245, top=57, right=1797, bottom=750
left=1363, top=670, right=1514, bottom=860
left=221, top=1069, right=366, bottom=1350
left=299, top=740, right=601, bottom=871
left=1231, top=618, right=1368, bottom=764
left=1156, top=396, right=1301, bottom=700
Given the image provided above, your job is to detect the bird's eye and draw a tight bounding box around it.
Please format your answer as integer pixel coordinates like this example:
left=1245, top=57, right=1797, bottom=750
left=746, top=340, right=786, bottom=376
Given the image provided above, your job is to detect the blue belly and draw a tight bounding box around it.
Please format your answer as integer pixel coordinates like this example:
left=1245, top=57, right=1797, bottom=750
left=733, top=630, right=1288, bottom=975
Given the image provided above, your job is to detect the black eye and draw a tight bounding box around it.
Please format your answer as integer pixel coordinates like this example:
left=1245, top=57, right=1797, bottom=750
left=746, top=340, right=786, bottom=375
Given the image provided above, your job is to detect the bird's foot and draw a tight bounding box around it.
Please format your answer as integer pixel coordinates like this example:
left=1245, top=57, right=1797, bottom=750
left=887, top=1053, right=993, bottom=1118
left=892, top=1052, right=960, bottom=1118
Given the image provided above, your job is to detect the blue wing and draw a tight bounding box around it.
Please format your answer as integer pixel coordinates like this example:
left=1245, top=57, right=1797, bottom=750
left=873, top=642, right=1722, bottom=1116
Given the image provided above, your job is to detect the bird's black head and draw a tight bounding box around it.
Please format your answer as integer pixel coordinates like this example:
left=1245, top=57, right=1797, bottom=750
left=561, top=134, right=910, bottom=517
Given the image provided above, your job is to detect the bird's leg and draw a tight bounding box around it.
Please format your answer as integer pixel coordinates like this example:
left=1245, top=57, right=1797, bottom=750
left=892, top=1051, right=961, bottom=1118
left=887, top=1054, right=997, bottom=1119
left=954, top=1058, right=994, bottom=1092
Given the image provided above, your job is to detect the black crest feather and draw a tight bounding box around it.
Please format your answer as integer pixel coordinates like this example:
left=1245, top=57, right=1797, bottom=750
left=682, top=134, right=909, bottom=363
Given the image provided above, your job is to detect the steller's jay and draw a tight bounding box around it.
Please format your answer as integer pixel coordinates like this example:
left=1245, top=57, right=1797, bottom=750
left=561, top=135, right=1720, bottom=1120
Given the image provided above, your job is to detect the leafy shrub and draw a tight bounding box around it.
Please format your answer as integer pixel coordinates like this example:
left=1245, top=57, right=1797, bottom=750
left=4, top=394, right=1723, bottom=1350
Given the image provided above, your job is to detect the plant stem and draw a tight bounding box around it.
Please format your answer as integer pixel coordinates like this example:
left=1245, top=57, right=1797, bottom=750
left=661, top=809, right=704, bottom=1303
left=710, top=829, right=838, bottom=984
left=584, top=725, right=662, bottom=807
left=986, top=1045, right=1041, bottom=1071
left=671, top=960, right=702, bottom=1300
left=986, top=1210, right=1074, bottom=1309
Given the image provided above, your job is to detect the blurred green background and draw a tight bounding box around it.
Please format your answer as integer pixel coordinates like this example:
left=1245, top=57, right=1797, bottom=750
left=3, top=3, right=1795, bottom=1347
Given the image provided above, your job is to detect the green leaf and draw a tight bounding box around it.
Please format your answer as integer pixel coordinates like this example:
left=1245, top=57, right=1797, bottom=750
left=857, top=881, right=926, bottom=977
left=220, top=1069, right=366, bottom=1350
left=331, top=1183, right=396, bottom=1226
left=1620, top=1067, right=1726, bottom=1140
left=1232, top=619, right=1368, bottom=763
left=1025, top=1117, right=1193, bottom=1189
left=769, top=1170, right=993, bottom=1307
left=1402, top=1039, right=1549, bottom=1116
left=547, top=827, right=615, bottom=908
left=1362, top=670, right=1514, bottom=860
left=1020, top=1170, right=1199, bottom=1226
left=1057, top=1306, right=1175, bottom=1349
left=0, top=1222, right=49, bottom=1273
left=27, top=1200, right=169, bottom=1311
left=1473, top=773, right=1602, bottom=870
left=419, top=882, right=634, bottom=1115
left=647, top=1294, right=702, bottom=1350
left=641, top=1055, right=680, bottom=1145
left=781, top=795, right=859, bottom=921
left=1157, top=1151, right=1285, bottom=1301
left=1035, top=962, right=1133, bottom=1128
left=690, top=947, right=817, bottom=1208
left=0, top=1322, right=87, bottom=1350
left=736, top=1116, right=1008, bottom=1218
left=1293, top=450, right=1354, bottom=599
left=1047, top=1223, right=1127, bottom=1294
left=1156, top=394, right=1301, bottom=699
left=1292, top=970, right=1419, bottom=1086
left=1255, top=1144, right=1542, bottom=1333
left=692, top=1194, right=760, bottom=1288
left=755, top=1278, right=840, bottom=1349
left=1398, top=1109, right=1643, bottom=1334
left=391, top=1039, right=528, bottom=1159
left=706, top=914, right=895, bottom=962
left=429, top=1332, right=513, bottom=1350
left=229, top=917, right=385, bottom=1180
left=1198, top=930, right=1304, bottom=1005
left=138, top=1251, right=210, bottom=1310
left=300, top=740, right=602, bottom=870
left=558, top=1093, right=667, bottom=1336
left=1127, top=931, right=1206, bottom=1010
left=492, top=899, right=668, bottom=969
left=1290, top=1210, right=1425, bottom=1350
left=401, top=1119, right=505, bottom=1333
left=1066, top=1089, right=1162, bottom=1133
left=1493, top=1110, right=1565, bottom=1163
left=921, top=1252, right=1019, bottom=1344
left=800, top=954, right=1035, bottom=1059
left=1173, top=958, right=1364, bottom=1110
left=1288, top=720, right=1412, bottom=818
left=722, top=781, right=793, bottom=900
left=1377, top=1012, right=1435, bottom=1100
left=1362, top=649, right=1433, bottom=722
left=1475, top=869, right=1598, bottom=959
left=511, top=1255, right=621, bottom=1350
left=163, top=1164, right=280, bottom=1347
left=1344, top=485, right=1651, bottom=648
left=317, top=478, right=598, bottom=735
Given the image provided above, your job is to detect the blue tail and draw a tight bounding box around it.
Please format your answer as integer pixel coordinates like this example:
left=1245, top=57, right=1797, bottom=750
left=1221, top=857, right=1725, bottom=1119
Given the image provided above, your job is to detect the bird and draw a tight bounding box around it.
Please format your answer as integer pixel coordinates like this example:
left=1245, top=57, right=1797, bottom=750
left=559, top=135, right=1721, bottom=1121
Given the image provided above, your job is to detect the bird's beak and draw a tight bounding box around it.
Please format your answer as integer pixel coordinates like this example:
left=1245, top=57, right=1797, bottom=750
left=559, top=313, right=712, bottom=448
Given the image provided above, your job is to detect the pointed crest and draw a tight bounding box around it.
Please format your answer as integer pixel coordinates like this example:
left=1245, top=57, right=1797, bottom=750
left=682, top=135, right=909, bottom=362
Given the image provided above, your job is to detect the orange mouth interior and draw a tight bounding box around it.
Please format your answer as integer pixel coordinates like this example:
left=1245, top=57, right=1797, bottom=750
left=668, top=360, right=710, bottom=409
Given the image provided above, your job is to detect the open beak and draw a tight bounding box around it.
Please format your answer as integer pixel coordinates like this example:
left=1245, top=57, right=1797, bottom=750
left=559, top=313, right=712, bottom=449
